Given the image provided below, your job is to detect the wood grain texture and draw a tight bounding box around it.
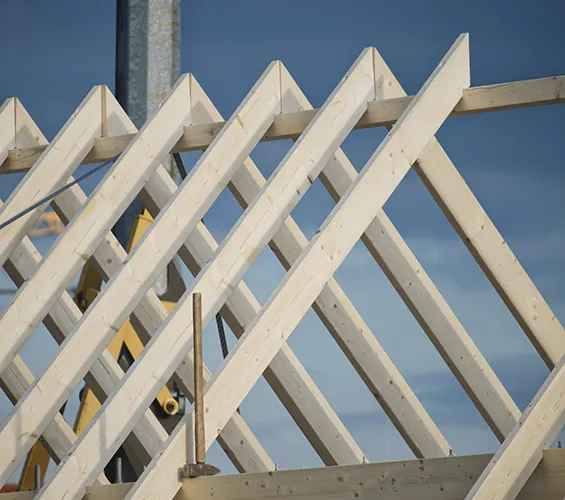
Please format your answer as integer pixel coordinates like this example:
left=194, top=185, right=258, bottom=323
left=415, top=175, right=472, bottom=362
left=79, top=450, right=565, bottom=500
left=3, top=75, right=563, bottom=174
left=124, top=33, right=469, bottom=500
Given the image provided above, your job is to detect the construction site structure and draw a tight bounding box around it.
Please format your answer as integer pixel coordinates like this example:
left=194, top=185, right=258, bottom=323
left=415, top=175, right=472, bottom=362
left=0, top=33, right=565, bottom=500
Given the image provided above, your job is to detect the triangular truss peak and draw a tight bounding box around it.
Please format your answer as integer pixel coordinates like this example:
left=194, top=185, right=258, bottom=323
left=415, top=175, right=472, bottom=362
left=0, top=33, right=564, bottom=500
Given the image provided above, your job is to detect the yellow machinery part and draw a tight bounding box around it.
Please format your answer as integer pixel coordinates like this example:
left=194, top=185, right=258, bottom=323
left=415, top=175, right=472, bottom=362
left=19, top=209, right=180, bottom=490
left=17, top=435, right=50, bottom=491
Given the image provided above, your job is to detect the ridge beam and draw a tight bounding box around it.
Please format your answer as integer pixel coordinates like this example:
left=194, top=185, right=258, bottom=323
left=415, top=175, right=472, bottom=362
left=3, top=74, right=564, bottom=174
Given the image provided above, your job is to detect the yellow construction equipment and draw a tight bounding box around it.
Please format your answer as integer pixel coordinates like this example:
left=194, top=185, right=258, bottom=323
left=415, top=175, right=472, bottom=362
left=27, top=212, right=64, bottom=237
left=18, top=209, right=182, bottom=490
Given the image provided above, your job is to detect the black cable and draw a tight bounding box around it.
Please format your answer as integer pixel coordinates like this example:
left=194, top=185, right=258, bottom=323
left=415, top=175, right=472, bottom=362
left=0, top=157, right=117, bottom=232
left=173, top=152, right=232, bottom=363
left=215, top=312, right=229, bottom=359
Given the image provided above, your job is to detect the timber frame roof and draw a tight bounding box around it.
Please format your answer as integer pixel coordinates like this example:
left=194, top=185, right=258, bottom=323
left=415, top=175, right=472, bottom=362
left=1, top=33, right=565, bottom=499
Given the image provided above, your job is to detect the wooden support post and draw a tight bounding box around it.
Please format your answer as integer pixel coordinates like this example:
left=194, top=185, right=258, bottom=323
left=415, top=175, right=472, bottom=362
left=120, top=33, right=470, bottom=500
left=193, top=293, right=204, bottom=465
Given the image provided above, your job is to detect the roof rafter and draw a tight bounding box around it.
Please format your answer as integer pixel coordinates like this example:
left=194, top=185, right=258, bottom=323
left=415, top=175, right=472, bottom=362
left=119, top=32, right=470, bottom=500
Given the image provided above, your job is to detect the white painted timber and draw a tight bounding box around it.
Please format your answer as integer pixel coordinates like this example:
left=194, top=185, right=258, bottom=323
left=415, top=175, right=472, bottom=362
left=36, top=48, right=378, bottom=500
left=0, top=86, right=104, bottom=268
left=0, top=74, right=192, bottom=378
left=465, top=354, right=565, bottom=500
left=3, top=74, right=564, bottom=174
left=124, top=33, right=470, bottom=500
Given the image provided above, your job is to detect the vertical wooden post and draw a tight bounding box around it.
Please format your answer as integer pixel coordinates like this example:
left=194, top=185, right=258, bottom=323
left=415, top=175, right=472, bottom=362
left=193, top=292, right=205, bottom=465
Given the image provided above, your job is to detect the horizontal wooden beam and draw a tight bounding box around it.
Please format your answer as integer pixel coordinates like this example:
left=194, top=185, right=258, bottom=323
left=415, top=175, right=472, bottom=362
left=2, top=75, right=563, bottom=174
left=7, top=450, right=564, bottom=500
left=39, top=449, right=560, bottom=500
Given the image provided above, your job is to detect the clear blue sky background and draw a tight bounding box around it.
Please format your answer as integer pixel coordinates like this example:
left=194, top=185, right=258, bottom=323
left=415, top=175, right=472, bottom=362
left=1, top=0, right=565, bottom=480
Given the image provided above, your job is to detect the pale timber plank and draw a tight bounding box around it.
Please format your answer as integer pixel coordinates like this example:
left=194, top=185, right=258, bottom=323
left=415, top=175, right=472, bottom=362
left=0, top=73, right=192, bottom=378
left=10, top=188, right=272, bottom=477
left=0, top=68, right=279, bottom=480
left=0, top=86, right=104, bottom=268
left=3, top=75, right=564, bottom=174
left=22, top=63, right=283, bottom=500
left=0, top=201, right=167, bottom=479
left=309, top=49, right=520, bottom=440
left=52, top=93, right=275, bottom=475
left=131, top=80, right=365, bottom=466
left=11, top=91, right=273, bottom=475
left=37, top=48, right=378, bottom=500
left=124, top=33, right=470, bottom=500
left=82, top=450, right=565, bottom=500
left=464, top=356, right=565, bottom=500
left=204, top=64, right=450, bottom=456
left=0, top=101, right=109, bottom=486
left=375, top=63, right=565, bottom=370
left=0, top=74, right=193, bottom=477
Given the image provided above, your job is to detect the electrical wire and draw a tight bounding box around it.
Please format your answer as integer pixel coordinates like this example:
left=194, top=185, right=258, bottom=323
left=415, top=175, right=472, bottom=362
left=173, top=152, right=231, bottom=362
left=0, top=157, right=117, bottom=233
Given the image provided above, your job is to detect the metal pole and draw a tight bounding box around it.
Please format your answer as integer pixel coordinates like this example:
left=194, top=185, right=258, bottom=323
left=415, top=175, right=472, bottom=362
left=33, top=464, right=41, bottom=492
left=114, top=0, right=184, bottom=301
left=193, top=292, right=205, bottom=464
left=115, top=456, right=123, bottom=484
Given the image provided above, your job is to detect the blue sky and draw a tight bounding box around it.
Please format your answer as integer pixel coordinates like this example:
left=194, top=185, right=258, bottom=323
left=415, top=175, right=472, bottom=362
left=1, top=0, right=565, bottom=481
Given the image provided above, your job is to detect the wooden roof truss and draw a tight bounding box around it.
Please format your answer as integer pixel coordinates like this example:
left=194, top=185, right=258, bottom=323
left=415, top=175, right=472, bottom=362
left=1, top=33, right=565, bottom=499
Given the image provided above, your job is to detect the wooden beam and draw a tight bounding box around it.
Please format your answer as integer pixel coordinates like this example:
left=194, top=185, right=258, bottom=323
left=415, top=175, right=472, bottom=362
left=374, top=56, right=565, bottom=370
left=123, top=33, right=470, bottom=500
left=209, top=62, right=452, bottom=457
left=134, top=58, right=450, bottom=461
left=0, top=72, right=192, bottom=386
left=4, top=450, right=565, bottom=500
left=45, top=93, right=275, bottom=476
left=302, top=49, right=521, bottom=440
left=19, top=63, right=284, bottom=500
left=133, top=79, right=366, bottom=466
left=76, top=450, right=565, bottom=500
left=0, top=68, right=279, bottom=484
left=0, top=86, right=105, bottom=267
left=2, top=74, right=564, bottom=175
left=35, top=49, right=376, bottom=499
left=0, top=99, right=109, bottom=487
left=464, top=355, right=565, bottom=499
